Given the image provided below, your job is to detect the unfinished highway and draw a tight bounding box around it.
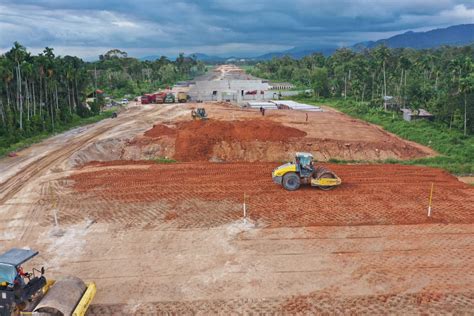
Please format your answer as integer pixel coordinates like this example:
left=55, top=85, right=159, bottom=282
left=1, top=98, right=473, bottom=314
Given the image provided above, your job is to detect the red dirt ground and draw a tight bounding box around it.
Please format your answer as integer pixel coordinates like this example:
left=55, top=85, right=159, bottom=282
left=143, top=119, right=306, bottom=161
left=124, top=104, right=435, bottom=162
left=88, top=291, right=473, bottom=315
left=68, top=162, right=474, bottom=229
left=143, top=124, right=177, bottom=138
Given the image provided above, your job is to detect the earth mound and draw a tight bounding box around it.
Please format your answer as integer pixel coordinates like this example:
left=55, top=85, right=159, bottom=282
left=144, top=124, right=177, bottom=138
left=144, top=119, right=306, bottom=161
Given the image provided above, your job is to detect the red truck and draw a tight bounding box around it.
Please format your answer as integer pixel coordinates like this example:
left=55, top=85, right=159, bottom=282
left=141, top=94, right=153, bottom=104
left=141, top=92, right=167, bottom=104
left=155, top=92, right=167, bottom=104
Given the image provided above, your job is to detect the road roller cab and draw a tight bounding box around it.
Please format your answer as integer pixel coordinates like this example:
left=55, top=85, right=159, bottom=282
left=272, top=152, right=342, bottom=191
left=0, top=249, right=47, bottom=315
left=0, top=248, right=96, bottom=316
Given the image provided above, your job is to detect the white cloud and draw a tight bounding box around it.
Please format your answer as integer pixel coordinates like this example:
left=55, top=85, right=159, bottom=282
left=397, top=4, right=474, bottom=27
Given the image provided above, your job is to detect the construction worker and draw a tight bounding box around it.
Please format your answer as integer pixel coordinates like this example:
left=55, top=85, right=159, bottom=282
left=301, top=157, right=314, bottom=177
left=15, top=266, right=27, bottom=287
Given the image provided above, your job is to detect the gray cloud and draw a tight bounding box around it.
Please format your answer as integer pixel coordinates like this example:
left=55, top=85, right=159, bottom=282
left=0, top=0, right=473, bottom=59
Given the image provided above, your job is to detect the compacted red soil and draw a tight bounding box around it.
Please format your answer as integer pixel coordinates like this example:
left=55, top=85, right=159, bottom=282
left=67, top=162, right=474, bottom=229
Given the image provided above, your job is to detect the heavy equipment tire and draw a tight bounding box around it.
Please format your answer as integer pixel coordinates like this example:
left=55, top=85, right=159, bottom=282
left=282, top=172, right=301, bottom=191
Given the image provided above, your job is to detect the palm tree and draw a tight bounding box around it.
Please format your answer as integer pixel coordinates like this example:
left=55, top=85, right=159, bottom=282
left=399, top=55, right=411, bottom=107
left=6, top=42, right=28, bottom=130
left=373, top=45, right=391, bottom=98
left=460, top=59, right=473, bottom=136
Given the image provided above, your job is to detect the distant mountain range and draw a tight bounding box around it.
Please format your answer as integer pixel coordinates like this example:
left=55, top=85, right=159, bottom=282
left=140, top=24, right=474, bottom=62
left=354, top=24, right=474, bottom=50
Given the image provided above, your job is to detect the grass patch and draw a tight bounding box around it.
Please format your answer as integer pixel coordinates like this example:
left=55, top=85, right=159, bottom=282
left=0, top=110, right=114, bottom=158
left=327, top=158, right=365, bottom=164
left=151, top=157, right=177, bottom=164
left=294, top=96, right=474, bottom=175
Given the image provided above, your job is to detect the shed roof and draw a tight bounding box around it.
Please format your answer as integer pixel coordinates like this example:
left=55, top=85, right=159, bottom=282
left=0, top=248, right=38, bottom=266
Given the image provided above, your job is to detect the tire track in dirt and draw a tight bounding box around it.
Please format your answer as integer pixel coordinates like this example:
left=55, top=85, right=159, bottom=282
left=0, top=108, right=158, bottom=241
left=0, top=124, right=112, bottom=205
left=64, top=162, right=474, bottom=229
left=0, top=105, right=159, bottom=206
left=88, top=290, right=474, bottom=314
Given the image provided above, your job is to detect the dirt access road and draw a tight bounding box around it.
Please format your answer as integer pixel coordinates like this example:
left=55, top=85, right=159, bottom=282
left=0, top=101, right=472, bottom=314
left=0, top=102, right=191, bottom=240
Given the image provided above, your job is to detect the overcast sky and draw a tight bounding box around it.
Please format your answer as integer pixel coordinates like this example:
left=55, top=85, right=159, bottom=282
left=0, top=0, right=473, bottom=59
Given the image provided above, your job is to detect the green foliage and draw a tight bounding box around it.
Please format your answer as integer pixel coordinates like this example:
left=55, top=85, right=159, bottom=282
left=0, top=43, right=206, bottom=152
left=90, top=93, right=105, bottom=115
left=312, top=67, right=330, bottom=97
left=151, top=157, right=177, bottom=164
left=91, top=51, right=206, bottom=98
left=0, top=110, right=113, bottom=157
left=328, top=158, right=362, bottom=164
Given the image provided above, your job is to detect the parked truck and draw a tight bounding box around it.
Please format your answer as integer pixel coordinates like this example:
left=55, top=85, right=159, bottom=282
left=155, top=92, right=167, bottom=104
left=177, top=92, right=188, bottom=103
left=140, top=94, right=155, bottom=104
left=164, top=93, right=175, bottom=103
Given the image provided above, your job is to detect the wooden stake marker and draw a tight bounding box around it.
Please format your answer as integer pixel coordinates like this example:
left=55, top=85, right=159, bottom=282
left=428, top=182, right=434, bottom=217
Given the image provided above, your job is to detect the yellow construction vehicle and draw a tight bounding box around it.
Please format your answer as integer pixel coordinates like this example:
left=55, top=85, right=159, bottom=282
left=0, top=248, right=96, bottom=316
left=272, top=152, right=341, bottom=191
left=191, top=108, right=208, bottom=120
left=177, top=92, right=188, bottom=103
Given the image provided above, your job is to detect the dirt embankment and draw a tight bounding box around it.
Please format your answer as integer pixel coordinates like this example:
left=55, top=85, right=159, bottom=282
left=127, top=119, right=306, bottom=161
left=67, top=162, right=474, bottom=229
left=173, top=119, right=306, bottom=161
left=125, top=116, right=433, bottom=163
left=144, top=124, right=177, bottom=138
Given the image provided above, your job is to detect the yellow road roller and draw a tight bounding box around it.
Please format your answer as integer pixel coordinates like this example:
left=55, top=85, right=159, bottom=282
left=272, top=152, right=341, bottom=191
left=0, top=248, right=96, bottom=316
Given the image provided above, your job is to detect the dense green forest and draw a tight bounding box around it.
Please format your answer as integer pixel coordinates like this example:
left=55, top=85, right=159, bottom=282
left=93, top=49, right=206, bottom=97
left=0, top=42, right=205, bottom=151
left=249, top=45, right=474, bottom=135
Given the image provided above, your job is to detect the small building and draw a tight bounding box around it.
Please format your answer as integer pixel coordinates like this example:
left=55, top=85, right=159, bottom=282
left=401, top=108, right=435, bottom=122
left=383, top=96, right=401, bottom=111
left=270, top=82, right=295, bottom=90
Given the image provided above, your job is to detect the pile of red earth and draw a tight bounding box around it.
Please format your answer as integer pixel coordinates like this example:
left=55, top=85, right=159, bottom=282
left=144, top=124, right=177, bottom=138
left=68, top=162, right=474, bottom=228
left=144, top=119, right=306, bottom=161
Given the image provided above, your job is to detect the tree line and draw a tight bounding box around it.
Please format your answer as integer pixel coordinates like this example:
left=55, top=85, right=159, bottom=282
left=93, top=49, right=206, bottom=98
left=0, top=43, right=204, bottom=149
left=249, top=45, right=474, bottom=135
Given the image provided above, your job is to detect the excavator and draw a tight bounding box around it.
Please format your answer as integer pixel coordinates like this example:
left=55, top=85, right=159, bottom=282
left=191, top=108, right=208, bottom=120
left=0, top=248, right=96, bottom=316
left=272, top=152, right=341, bottom=191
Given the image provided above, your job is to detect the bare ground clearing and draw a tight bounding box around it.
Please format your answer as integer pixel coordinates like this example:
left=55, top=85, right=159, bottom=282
left=0, top=102, right=471, bottom=314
